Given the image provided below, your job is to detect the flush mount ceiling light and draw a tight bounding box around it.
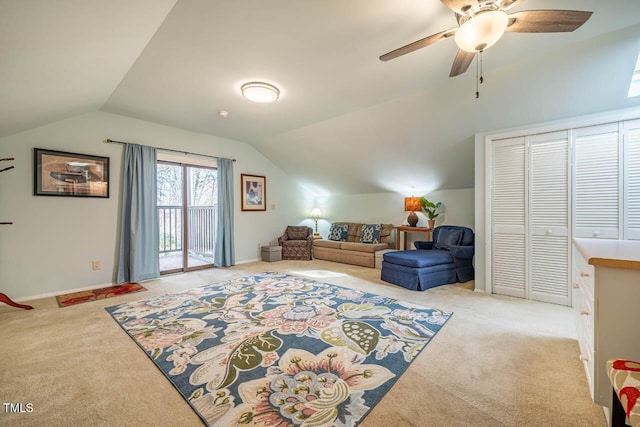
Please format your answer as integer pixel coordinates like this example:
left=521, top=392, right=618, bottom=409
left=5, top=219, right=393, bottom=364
left=241, top=82, right=280, bottom=103
left=454, top=10, right=509, bottom=53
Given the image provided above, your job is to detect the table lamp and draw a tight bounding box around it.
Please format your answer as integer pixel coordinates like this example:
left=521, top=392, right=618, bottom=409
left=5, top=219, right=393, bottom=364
left=404, top=197, right=421, bottom=227
left=311, top=208, right=322, bottom=237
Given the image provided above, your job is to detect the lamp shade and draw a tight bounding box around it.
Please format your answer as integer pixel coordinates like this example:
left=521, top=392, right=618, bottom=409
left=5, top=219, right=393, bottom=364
left=310, top=207, right=322, bottom=218
left=404, top=197, right=421, bottom=212
left=454, top=10, right=508, bottom=53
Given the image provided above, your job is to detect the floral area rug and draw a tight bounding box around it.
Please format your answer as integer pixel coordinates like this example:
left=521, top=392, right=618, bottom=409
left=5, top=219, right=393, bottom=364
left=105, top=272, right=452, bottom=426
left=56, top=283, right=146, bottom=307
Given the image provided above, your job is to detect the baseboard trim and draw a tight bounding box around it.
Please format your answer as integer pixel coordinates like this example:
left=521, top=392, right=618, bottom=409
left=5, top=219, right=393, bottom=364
left=7, top=282, right=117, bottom=303
left=4, top=257, right=290, bottom=303
left=235, top=258, right=261, bottom=265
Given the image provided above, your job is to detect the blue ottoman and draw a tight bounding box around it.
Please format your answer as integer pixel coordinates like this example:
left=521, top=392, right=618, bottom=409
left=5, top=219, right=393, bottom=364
left=381, top=249, right=456, bottom=291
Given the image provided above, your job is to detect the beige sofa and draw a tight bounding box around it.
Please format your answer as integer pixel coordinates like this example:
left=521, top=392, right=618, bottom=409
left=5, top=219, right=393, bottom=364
left=314, top=222, right=394, bottom=268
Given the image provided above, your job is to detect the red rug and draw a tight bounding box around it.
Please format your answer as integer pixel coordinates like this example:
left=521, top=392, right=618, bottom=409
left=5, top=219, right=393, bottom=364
left=56, top=283, right=146, bottom=308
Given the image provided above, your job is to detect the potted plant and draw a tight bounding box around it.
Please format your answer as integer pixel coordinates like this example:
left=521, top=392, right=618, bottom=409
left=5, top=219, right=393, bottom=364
left=419, top=197, right=442, bottom=229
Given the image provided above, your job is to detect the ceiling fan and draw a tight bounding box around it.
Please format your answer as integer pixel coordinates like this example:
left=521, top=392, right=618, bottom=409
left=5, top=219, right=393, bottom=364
left=380, top=0, right=593, bottom=78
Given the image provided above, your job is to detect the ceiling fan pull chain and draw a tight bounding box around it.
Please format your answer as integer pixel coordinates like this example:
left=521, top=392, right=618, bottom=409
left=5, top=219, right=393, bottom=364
left=475, top=53, right=480, bottom=99
left=480, top=50, right=484, bottom=84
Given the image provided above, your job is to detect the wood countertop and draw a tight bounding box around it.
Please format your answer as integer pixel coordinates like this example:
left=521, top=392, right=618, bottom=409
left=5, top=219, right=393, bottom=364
left=573, top=238, right=640, bottom=270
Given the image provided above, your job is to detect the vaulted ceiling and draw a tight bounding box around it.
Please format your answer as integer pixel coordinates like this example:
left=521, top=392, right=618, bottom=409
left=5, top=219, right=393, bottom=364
left=2, top=0, right=640, bottom=195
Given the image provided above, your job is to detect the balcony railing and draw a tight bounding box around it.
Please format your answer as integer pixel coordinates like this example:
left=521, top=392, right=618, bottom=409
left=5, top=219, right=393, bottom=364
left=188, top=206, right=217, bottom=257
left=158, top=205, right=217, bottom=258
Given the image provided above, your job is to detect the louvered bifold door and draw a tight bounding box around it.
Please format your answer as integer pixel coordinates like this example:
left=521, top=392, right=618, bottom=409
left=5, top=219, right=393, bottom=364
left=624, top=119, right=640, bottom=240
left=491, top=138, right=526, bottom=298
left=529, top=132, right=570, bottom=305
left=574, top=123, right=620, bottom=239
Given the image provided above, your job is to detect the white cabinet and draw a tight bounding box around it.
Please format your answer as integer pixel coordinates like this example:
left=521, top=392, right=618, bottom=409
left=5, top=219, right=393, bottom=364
left=573, top=119, right=640, bottom=241
left=491, top=137, right=526, bottom=299
left=572, top=245, right=596, bottom=399
left=488, top=117, right=640, bottom=307
left=529, top=131, right=569, bottom=305
left=574, top=123, right=620, bottom=239
left=490, top=132, right=570, bottom=305
left=624, top=119, right=640, bottom=240
left=573, top=239, right=640, bottom=410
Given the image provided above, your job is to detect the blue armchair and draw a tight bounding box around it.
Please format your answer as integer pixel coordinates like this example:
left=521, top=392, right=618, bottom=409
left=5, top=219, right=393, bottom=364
left=380, top=225, right=475, bottom=291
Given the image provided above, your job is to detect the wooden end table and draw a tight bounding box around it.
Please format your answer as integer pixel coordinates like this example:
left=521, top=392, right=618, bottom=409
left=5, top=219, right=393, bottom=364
left=394, top=226, right=433, bottom=250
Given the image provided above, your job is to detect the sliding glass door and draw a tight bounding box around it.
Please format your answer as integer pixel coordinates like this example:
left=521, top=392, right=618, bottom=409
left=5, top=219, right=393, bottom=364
left=157, top=161, right=217, bottom=273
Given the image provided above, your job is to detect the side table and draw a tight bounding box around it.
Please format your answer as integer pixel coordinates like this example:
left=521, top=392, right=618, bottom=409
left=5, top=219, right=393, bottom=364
left=394, top=226, right=432, bottom=250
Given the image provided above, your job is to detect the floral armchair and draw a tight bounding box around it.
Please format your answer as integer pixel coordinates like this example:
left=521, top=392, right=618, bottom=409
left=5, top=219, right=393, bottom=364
left=277, top=226, right=313, bottom=260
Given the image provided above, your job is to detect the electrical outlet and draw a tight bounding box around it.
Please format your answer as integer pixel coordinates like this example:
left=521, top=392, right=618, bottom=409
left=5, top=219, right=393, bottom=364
left=92, top=260, right=101, bottom=270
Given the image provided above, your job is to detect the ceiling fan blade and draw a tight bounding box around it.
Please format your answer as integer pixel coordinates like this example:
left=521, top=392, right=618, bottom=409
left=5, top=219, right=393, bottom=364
left=506, top=10, right=593, bottom=33
left=440, top=0, right=479, bottom=15
left=379, top=29, right=455, bottom=61
left=450, top=49, right=476, bottom=77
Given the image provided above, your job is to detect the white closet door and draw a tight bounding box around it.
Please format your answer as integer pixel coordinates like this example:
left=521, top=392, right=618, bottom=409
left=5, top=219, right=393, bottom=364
left=492, top=137, right=526, bottom=298
left=574, top=123, right=620, bottom=239
left=624, top=119, right=640, bottom=240
left=529, top=131, right=570, bottom=305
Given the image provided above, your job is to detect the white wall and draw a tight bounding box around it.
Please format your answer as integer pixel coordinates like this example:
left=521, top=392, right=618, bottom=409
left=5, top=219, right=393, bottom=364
left=424, top=189, right=474, bottom=229
left=0, top=111, right=306, bottom=300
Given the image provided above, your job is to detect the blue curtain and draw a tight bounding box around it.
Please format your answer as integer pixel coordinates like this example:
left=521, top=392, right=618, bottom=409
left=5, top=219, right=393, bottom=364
left=117, top=143, right=160, bottom=283
left=214, top=158, right=235, bottom=266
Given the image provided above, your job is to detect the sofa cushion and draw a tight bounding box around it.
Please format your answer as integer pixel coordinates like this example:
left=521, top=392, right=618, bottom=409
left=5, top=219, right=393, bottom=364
left=347, top=223, right=363, bottom=243
left=287, top=229, right=309, bottom=240
left=360, top=224, right=382, bottom=243
left=433, top=225, right=474, bottom=247
left=328, top=224, right=349, bottom=241
left=313, top=239, right=341, bottom=249
left=433, top=228, right=463, bottom=250
left=283, top=240, right=309, bottom=247
left=339, top=242, right=389, bottom=253
left=383, top=249, right=454, bottom=268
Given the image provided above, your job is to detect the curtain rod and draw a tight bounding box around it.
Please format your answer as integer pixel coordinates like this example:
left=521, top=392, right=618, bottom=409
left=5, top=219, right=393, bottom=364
left=105, top=139, right=236, bottom=162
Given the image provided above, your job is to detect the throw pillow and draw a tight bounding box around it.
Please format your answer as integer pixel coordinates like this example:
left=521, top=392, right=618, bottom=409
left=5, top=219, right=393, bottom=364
left=433, top=229, right=463, bottom=250
left=360, top=224, right=382, bottom=244
left=328, top=224, right=349, bottom=241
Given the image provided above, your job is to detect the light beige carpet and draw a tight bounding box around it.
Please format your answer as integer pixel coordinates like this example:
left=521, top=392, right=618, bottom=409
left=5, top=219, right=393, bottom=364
left=0, top=260, right=606, bottom=426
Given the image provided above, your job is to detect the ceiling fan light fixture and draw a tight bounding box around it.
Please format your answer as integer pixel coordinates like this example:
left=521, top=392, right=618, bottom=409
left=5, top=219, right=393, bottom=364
left=241, top=82, right=280, bottom=103
left=454, top=10, right=509, bottom=53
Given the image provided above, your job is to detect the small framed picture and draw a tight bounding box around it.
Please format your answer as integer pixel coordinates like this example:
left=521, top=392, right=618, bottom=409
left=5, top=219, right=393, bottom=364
left=34, top=148, right=110, bottom=198
left=241, top=173, right=266, bottom=211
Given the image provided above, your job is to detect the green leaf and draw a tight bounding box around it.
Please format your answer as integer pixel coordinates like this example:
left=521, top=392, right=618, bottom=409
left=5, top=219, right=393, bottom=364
left=217, top=331, right=283, bottom=389
left=321, top=321, right=380, bottom=355
left=342, top=321, right=380, bottom=355
left=150, top=348, right=162, bottom=360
